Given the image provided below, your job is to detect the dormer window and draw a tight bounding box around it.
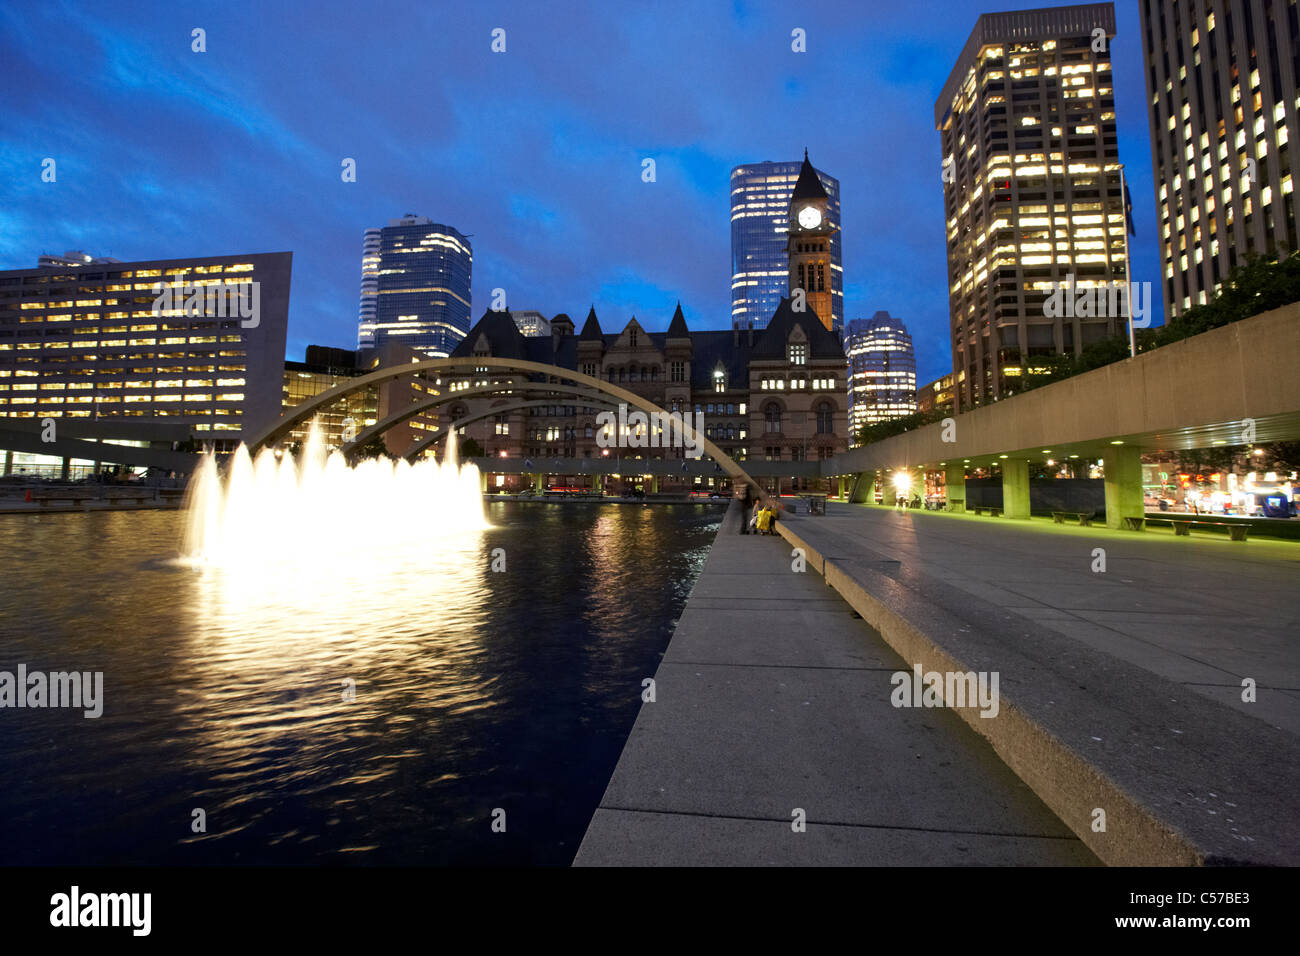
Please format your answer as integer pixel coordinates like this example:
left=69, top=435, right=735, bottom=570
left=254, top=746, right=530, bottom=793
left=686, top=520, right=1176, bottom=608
left=788, top=343, right=808, bottom=365
left=629, top=328, right=638, bottom=348
left=713, top=367, right=726, bottom=392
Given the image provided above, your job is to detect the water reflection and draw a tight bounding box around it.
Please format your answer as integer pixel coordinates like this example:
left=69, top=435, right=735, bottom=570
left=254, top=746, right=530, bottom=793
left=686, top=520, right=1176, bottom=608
left=0, top=503, right=720, bottom=865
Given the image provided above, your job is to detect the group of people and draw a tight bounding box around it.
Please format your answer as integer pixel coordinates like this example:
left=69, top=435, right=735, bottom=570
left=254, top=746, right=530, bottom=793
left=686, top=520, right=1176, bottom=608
left=740, top=489, right=781, bottom=535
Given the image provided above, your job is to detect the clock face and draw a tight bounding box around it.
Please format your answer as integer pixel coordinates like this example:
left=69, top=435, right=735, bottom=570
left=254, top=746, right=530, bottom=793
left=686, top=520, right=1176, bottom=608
left=798, top=205, right=822, bottom=229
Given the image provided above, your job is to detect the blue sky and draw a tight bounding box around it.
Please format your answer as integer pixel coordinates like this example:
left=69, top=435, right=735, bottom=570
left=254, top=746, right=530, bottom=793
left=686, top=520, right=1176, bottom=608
left=0, top=0, right=1162, bottom=385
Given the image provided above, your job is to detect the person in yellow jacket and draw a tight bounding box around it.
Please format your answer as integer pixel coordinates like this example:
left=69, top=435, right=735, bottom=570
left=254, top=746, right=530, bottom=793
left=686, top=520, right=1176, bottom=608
left=756, top=505, right=772, bottom=534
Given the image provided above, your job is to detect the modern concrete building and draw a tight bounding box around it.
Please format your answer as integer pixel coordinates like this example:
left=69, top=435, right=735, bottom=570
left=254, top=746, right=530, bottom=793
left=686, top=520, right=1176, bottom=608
left=36, top=250, right=121, bottom=269
left=730, top=158, right=842, bottom=332
left=0, top=251, right=291, bottom=455
left=917, top=371, right=957, bottom=414
left=937, top=2, right=1128, bottom=410
left=356, top=215, right=472, bottom=359
left=511, top=310, right=551, bottom=337
left=846, top=311, right=918, bottom=437
left=1138, top=0, right=1300, bottom=318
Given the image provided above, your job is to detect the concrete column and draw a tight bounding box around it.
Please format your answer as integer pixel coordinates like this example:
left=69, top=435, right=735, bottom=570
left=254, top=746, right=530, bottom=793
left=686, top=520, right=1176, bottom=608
left=849, top=473, right=870, bottom=503
left=944, top=463, right=966, bottom=512
left=836, top=476, right=846, bottom=499
left=533, top=473, right=544, bottom=493
left=1002, top=459, right=1030, bottom=518
left=591, top=473, right=601, bottom=493
left=480, top=470, right=489, bottom=493
left=650, top=475, right=659, bottom=494
left=1104, top=445, right=1143, bottom=529
left=61, top=457, right=71, bottom=480
left=2, top=450, right=12, bottom=477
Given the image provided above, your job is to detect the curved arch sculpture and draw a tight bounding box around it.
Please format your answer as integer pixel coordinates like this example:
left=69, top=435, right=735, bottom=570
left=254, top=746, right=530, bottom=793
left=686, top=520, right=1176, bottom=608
left=341, top=382, right=616, bottom=462
left=397, top=397, right=621, bottom=462
left=254, top=357, right=764, bottom=496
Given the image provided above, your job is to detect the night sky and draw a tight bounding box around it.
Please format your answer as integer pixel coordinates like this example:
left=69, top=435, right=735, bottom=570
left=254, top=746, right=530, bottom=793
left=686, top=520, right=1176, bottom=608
left=1, top=0, right=1163, bottom=385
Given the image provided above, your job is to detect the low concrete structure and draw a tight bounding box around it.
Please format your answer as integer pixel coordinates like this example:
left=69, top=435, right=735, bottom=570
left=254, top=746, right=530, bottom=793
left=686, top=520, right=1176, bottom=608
left=775, top=503, right=1300, bottom=865
left=827, top=304, right=1300, bottom=528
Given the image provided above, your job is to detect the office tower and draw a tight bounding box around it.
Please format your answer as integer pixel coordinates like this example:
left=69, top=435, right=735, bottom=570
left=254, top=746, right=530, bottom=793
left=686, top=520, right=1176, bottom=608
left=511, top=310, right=552, bottom=337
left=846, top=312, right=918, bottom=436
left=731, top=158, right=842, bottom=331
left=355, top=215, right=472, bottom=359
left=0, top=251, right=291, bottom=443
left=937, top=3, right=1127, bottom=410
left=1138, top=0, right=1300, bottom=318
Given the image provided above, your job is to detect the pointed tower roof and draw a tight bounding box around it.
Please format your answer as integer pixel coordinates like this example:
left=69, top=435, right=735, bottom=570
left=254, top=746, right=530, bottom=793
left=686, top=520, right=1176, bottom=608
left=666, top=301, right=689, bottom=337
left=579, top=305, right=604, bottom=341
left=791, top=149, right=829, bottom=202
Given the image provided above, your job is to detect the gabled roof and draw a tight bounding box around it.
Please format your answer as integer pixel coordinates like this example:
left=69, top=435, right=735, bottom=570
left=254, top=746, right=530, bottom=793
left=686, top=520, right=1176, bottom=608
left=666, top=301, right=689, bottom=337
left=750, top=296, right=845, bottom=361
left=450, top=309, right=529, bottom=360
left=578, top=306, right=603, bottom=341
left=791, top=149, right=829, bottom=203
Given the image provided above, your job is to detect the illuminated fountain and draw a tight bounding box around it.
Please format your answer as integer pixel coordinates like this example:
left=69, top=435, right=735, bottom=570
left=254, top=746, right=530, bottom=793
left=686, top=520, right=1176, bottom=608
left=181, top=420, right=488, bottom=571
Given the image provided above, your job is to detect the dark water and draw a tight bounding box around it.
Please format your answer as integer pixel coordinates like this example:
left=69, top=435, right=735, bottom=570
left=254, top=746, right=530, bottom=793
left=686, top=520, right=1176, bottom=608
left=0, top=502, right=720, bottom=865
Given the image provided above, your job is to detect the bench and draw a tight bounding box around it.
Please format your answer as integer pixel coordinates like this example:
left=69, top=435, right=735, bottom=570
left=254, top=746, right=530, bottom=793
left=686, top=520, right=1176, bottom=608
left=1170, top=519, right=1249, bottom=541
left=1120, top=516, right=1146, bottom=531
left=1052, top=511, right=1095, bottom=526
left=972, top=506, right=1002, bottom=517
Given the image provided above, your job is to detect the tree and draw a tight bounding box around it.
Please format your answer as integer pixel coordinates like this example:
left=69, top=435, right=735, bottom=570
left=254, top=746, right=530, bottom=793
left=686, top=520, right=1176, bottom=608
left=459, top=437, right=485, bottom=458
left=356, top=435, right=391, bottom=459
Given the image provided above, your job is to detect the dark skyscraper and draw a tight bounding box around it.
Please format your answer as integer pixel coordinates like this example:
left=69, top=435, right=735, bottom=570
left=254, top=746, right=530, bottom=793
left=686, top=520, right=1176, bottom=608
left=356, top=215, right=472, bottom=359
left=937, top=3, right=1127, bottom=410
left=1138, top=0, right=1299, bottom=319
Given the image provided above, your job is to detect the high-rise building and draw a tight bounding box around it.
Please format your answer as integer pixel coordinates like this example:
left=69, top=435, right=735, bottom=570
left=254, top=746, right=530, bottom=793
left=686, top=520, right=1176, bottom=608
left=937, top=3, right=1127, bottom=410
left=846, top=312, right=918, bottom=437
left=511, top=310, right=551, bottom=337
left=1138, top=0, right=1300, bottom=318
left=356, top=215, right=472, bottom=359
left=731, top=158, right=842, bottom=331
left=0, top=251, right=291, bottom=443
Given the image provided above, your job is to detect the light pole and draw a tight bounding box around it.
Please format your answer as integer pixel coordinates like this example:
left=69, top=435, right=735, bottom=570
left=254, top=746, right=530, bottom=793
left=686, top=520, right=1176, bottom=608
left=1120, top=163, right=1136, bottom=358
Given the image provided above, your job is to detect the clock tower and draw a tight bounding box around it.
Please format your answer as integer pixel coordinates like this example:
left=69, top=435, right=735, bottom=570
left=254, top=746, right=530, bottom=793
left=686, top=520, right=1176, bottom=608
left=786, top=149, right=834, bottom=331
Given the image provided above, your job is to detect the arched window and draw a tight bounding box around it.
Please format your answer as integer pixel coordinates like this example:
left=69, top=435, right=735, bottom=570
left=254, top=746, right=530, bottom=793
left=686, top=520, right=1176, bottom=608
left=608, top=368, right=616, bottom=383
left=619, top=368, right=626, bottom=383
left=816, top=401, right=833, bottom=434
left=765, top=403, right=782, bottom=434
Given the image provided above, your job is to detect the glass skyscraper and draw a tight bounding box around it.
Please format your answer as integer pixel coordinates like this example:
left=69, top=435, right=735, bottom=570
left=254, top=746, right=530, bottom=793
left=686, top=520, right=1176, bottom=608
left=730, top=161, right=842, bottom=331
left=846, top=311, right=917, bottom=438
left=356, top=215, right=472, bottom=358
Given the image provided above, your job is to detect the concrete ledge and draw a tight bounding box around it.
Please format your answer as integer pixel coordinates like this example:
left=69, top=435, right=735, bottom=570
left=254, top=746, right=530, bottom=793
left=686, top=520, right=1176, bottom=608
left=778, top=516, right=1300, bottom=866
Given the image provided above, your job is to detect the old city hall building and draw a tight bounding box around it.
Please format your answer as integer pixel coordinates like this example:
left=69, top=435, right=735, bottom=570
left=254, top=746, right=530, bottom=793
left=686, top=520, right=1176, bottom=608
left=445, top=156, right=848, bottom=494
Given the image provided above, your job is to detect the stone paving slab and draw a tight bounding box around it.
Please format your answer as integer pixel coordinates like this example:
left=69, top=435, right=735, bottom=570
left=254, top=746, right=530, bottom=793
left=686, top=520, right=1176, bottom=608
left=575, top=501, right=1096, bottom=867
left=579, top=808, right=1096, bottom=867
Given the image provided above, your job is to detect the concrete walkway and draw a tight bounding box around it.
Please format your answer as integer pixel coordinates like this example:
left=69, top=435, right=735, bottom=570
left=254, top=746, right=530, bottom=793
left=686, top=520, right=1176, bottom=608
left=575, top=501, right=1097, bottom=866
left=773, top=503, right=1300, bottom=865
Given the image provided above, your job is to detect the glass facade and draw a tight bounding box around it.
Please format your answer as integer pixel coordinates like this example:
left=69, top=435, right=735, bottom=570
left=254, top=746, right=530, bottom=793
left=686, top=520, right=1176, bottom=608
left=846, top=312, right=918, bottom=437
left=356, top=216, right=472, bottom=359
left=938, top=3, right=1126, bottom=410
left=731, top=162, right=842, bottom=331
